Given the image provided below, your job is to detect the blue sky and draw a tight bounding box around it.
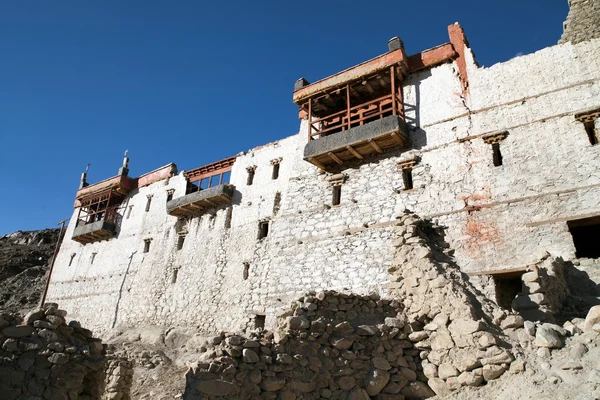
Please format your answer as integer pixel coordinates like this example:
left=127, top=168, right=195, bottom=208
left=0, top=1, right=568, bottom=234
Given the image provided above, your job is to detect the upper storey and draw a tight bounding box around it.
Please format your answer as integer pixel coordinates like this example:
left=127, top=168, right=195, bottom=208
left=294, top=38, right=409, bottom=171
left=294, top=25, right=471, bottom=171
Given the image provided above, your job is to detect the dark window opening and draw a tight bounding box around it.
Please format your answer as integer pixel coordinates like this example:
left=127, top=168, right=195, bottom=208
left=493, top=274, right=523, bottom=309
left=90, top=253, right=97, bottom=265
left=143, top=239, right=151, bottom=253
left=273, top=192, right=281, bottom=215
left=272, top=163, right=280, bottom=180
left=127, top=206, right=133, bottom=219
left=492, top=143, right=503, bottom=167
left=258, top=221, right=269, bottom=239
left=166, top=191, right=174, bottom=202
left=69, top=253, right=76, bottom=267
left=332, top=185, right=341, bottom=206
left=584, top=121, right=599, bottom=145
left=172, top=268, right=179, bottom=284
left=243, top=262, right=250, bottom=280
left=247, top=169, right=255, bottom=186
left=177, top=235, right=185, bottom=251
left=568, top=216, right=600, bottom=258
left=225, top=207, right=233, bottom=229
left=254, top=315, right=265, bottom=330
left=145, top=196, right=152, bottom=212
left=402, top=169, right=413, bottom=190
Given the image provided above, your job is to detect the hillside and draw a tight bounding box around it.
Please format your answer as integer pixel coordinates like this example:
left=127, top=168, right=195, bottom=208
left=0, top=228, right=62, bottom=312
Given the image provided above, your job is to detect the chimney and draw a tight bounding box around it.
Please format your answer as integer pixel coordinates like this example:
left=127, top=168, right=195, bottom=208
left=388, top=36, right=404, bottom=52
left=118, top=151, right=129, bottom=176
left=294, top=78, right=310, bottom=91
left=79, top=164, right=90, bottom=189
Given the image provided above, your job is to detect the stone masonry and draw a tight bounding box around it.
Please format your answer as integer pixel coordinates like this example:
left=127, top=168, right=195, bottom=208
left=0, top=304, right=106, bottom=400
left=46, top=4, right=600, bottom=339
left=559, top=0, right=600, bottom=44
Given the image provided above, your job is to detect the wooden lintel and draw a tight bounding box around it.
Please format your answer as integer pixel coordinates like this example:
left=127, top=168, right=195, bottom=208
left=346, top=145, right=363, bottom=159
left=204, top=198, right=216, bottom=206
left=368, top=140, right=383, bottom=153
left=390, top=131, right=403, bottom=144
left=327, top=152, right=344, bottom=166
left=309, top=157, right=327, bottom=171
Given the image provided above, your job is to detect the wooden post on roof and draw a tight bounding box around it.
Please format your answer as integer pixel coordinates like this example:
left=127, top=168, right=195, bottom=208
left=346, top=84, right=351, bottom=130
left=391, top=65, right=397, bottom=116
left=307, top=99, right=312, bottom=141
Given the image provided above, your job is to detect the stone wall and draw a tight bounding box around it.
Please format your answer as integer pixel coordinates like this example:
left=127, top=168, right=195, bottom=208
left=0, top=304, right=106, bottom=400
left=183, top=213, right=526, bottom=399
left=46, top=26, right=600, bottom=336
left=559, top=0, right=600, bottom=44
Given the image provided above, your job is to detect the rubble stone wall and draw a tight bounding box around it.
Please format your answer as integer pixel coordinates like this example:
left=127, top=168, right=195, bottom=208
left=0, top=304, right=106, bottom=400
left=46, top=31, right=600, bottom=335
left=560, top=0, right=600, bottom=44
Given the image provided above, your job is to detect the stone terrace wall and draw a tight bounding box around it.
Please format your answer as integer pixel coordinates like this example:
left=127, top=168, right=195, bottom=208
left=0, top=304, right=106, bottom=400
left=47, top=35, right=600, bottom=335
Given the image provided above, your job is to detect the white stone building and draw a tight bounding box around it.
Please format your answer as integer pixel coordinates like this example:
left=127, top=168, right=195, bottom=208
left=47, top=3, right=600, bottom=335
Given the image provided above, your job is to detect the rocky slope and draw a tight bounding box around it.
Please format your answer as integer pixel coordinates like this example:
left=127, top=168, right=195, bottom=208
left=0, top=229, right=62, bottom=312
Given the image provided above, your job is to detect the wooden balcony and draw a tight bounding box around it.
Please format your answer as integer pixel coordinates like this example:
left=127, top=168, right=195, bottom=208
left=167, top=184, right=235, bottom=217
left=72, top=214, right=117, bottom=245
left=303, top=114, right=409, bottom=171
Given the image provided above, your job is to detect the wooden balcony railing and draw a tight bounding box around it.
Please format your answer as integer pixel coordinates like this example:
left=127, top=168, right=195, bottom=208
left=308, top=93, right=403, bottom=141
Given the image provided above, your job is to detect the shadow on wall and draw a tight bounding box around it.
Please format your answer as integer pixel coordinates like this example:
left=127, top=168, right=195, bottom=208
left=560, top=261, right=600, bottom=322
left=405, top=69, right=432, bottom=150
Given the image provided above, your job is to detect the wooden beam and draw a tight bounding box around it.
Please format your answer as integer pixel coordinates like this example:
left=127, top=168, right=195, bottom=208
left=368, top=139, right=383, bottom=153
left=346, top=145, right=363, bottom=159
left=204, top=198, right=216, bottom=207
left=307, top=98, right=312, bottom=141
left=327, top=152, right=344, bottom=166
left=391, top=65, right=396, bottom=116
left=346, top=84, right=351, bottom=130
left=362, top=80, right=375, bottom=94
left=309, top=157, right=327, bottom=171
left=390, top=131, right=403, bottom=144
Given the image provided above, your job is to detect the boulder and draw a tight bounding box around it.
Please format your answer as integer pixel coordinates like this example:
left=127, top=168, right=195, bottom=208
left=533, top=325, right=563, bottom=348
left=482, top=365, right=505, bottom=381
left=457, top=371, right=483, bottom=386
left=401, top=381, right=435, bottom=399
left=288, top=316, right=309, bottom=330
left=364, top=369, right=390, bottom=396
left=584, top=305, right=600, bottom=333
left=261, top=377, right=286, bottom=392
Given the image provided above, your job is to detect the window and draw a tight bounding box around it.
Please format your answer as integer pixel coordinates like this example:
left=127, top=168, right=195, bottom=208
left=247, top=167, right=256, bottom=186
left=243, top=262, right=250, bottom=280
left=482, top=131, right=507, bottom=168
left=145, top=195, right=153, bottom=212
left=177, top=235, right=185, bottom=251
left=258, top=221, right=269, bottom=239
left=172, top=268, right=179, bottom=284
left=225, top=206, right=233, bottom=229
left=272, top=163, right=280, bottom=180
left=568, top=216, right=600, bottom=258
left=69, top=253, right=76, bottom=266
left=397, top=157, right=418, bottom=191
left=584, top=121, right=599, bottom=145
left=90, top=252, right=97, bottom=265
left=492, top=143, right=503, bottom=167
left=127, top=205, right=133, bottom=219
left=575, top=108, right=600, bottom=146
left=143, top=239, right=152, bottom=253
left=402, top=169, right=413, bottom=190
left=254, top=315, right=266, bottom=330
left=166, top=190, right=174, bottom=202
left=273, top=192, right=281, bottom=215
left=332, top=185, right=341, bottom=206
